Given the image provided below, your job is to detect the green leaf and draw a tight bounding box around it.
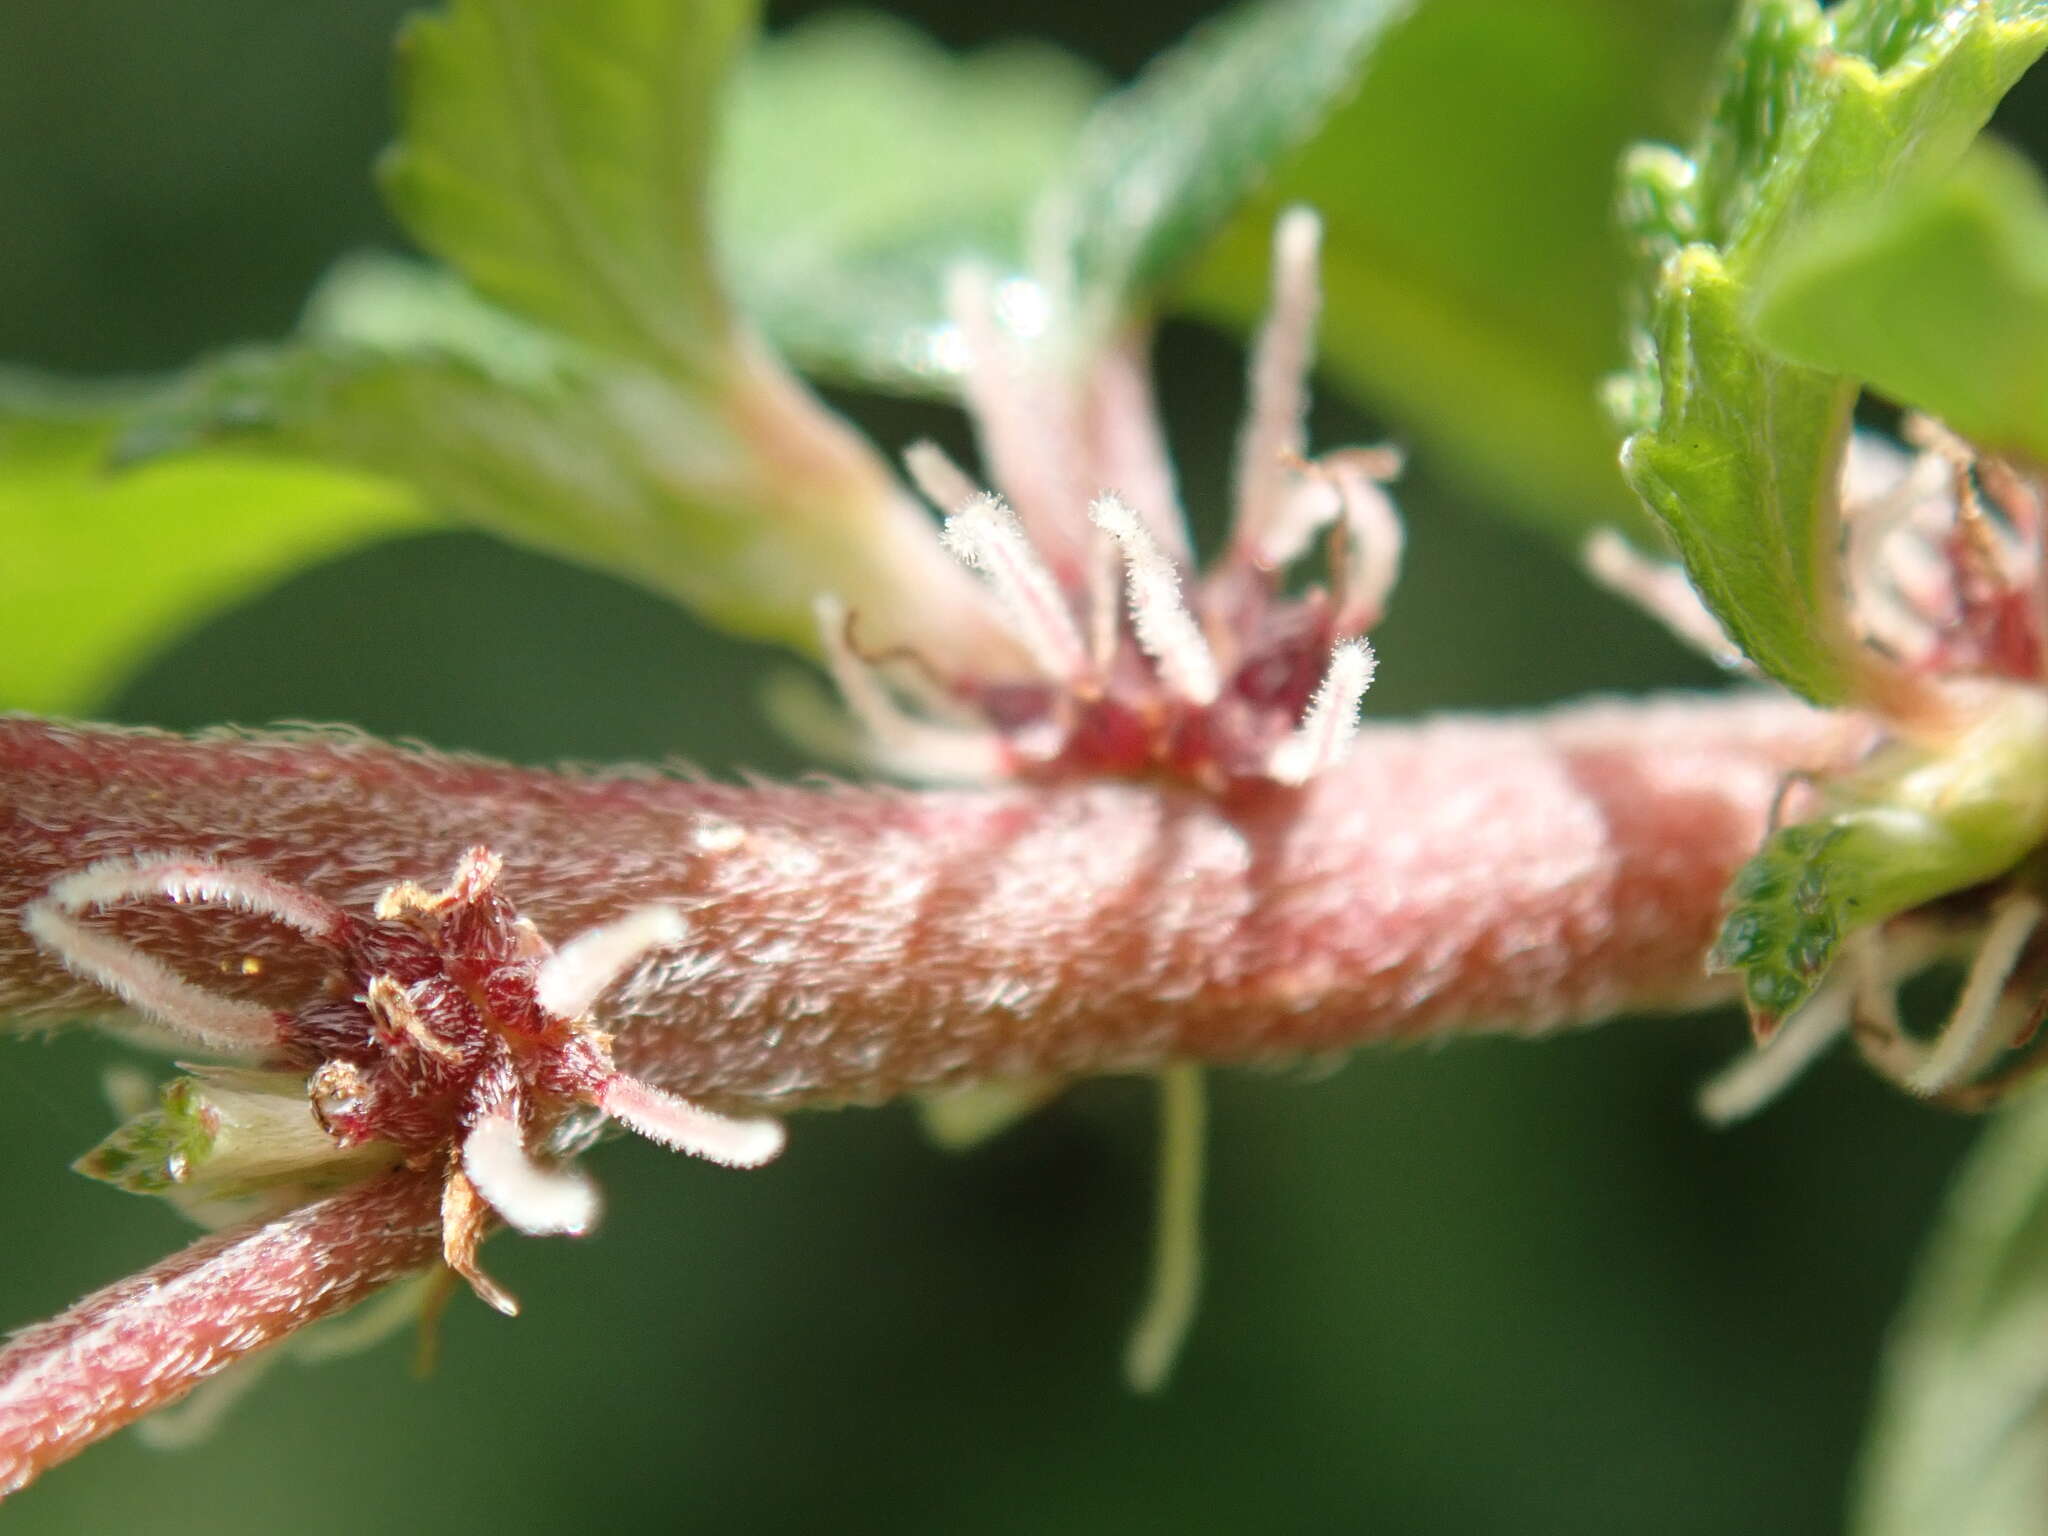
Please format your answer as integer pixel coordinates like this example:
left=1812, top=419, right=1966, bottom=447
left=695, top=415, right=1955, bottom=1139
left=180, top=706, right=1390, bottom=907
left=1178, top=0, right=1731, bottom=540
left=353, top=1, right=1017, bottom=660
left=0, top=373, right=423, bottom=713
left=1753, top=138, right=2048, bottom=464
left=112, top=254, right=994, bottom=662
left=716, top=12, right=1102, bottom=396
left=379, top=0, right=756, bottom=376
left=1037, top=0, right=1412, bottom=332
left=1853, top=1082, right=2048, bottom=1536
left=110, top=340, right=791, bottom=652
left=1618, top=0, right=2048, bottom=704
left=1712, top=683, right=2048, bottom=1028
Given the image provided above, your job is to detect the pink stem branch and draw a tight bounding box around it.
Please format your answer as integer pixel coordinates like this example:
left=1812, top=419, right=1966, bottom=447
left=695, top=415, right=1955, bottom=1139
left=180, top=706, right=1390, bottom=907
left=0, top=692, right=1865, bottom=1494
left=0, top=1169, right=442, bottom=1497
left=0, top=694, right=1862, bottom=1107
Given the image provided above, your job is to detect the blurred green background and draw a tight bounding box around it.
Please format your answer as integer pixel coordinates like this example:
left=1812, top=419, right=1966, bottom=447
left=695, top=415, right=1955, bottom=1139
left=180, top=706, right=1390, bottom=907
left=0, top=0, right=2026, bottom=1530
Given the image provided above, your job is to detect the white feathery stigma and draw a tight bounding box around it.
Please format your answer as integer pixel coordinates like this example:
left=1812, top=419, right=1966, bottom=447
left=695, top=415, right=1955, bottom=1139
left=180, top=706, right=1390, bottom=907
left=942, top=493, right=1092, bottom=684
left=1268, top=639, right=1376, bottom=786
left=598, top=1076, right=787, bottom=1168
left=1090, top=494, right=1219, bottom=705
left=463, top=1108, right=601, bottom=1237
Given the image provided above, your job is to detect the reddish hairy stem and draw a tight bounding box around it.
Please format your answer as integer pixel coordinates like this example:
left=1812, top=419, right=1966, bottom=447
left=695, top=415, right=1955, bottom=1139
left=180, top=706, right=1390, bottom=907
left=0, top=694, right=1862, bottom=1107
left=0, top=692, right=1861, bottom=1493
left=0, top=1169, right=442, bottom=1496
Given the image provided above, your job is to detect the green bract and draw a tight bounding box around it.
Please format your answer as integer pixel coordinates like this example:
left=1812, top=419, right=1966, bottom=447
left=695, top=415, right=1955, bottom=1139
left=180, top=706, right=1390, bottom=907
left=1618, top=0, right=2048, bottom=705
left=1713, top=684, right=2048, bottom=1029
left=76, top=1068, right=398, bottom=1216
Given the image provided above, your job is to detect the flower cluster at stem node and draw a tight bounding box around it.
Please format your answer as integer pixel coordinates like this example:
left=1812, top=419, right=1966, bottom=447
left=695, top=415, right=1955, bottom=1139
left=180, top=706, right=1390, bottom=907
left=26, top=848, right=784, bottom=1314
left=818, top=209, right=1402, bottom=796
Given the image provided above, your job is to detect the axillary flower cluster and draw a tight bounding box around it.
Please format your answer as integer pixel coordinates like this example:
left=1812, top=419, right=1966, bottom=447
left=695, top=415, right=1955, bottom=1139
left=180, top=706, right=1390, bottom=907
left=815, top=208, right=1399, bottom=794
left=30, top=848, right=782, bottom=1315
left=1598, top=418, right=2048, bottom=1124
left=18, top=211, right=1399, bottom=1318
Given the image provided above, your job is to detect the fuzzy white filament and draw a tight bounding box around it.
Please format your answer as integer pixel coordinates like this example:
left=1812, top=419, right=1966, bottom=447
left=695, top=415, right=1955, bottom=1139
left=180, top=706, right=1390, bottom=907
left=1090, top=494, right=1220, bottom=705
left=598, top=1076, right=787, bottom=1169
left=1251, top=477, right=1343, bottom=571
left=534, top=905, right=687, bottom=1022
left=1268, top=640, right=1377, bottom=787
left=942, top=494, right=1091, bottom=684
left=48, top=855, right=346, bottom=943
left=19, top=856, right=345, bottom=1054
left=902, top=439, right=985, bottom=521
left=23, top=902, right=282, bottom=1056
left=947, top=266, right=1088, bottom=574
left=1696, top=982, right=1853, bottom=1125
left=1328, top=462, right=1406, bottom=635
left=1233, top=207, right=1323, bottom=555
left=1086, top=337, right=1192, bottom=563
left=1841, top=435, right=1963, bottom=666
left=462, top=1109, right=601, bottom=1237
left=1907, top=892, right=2045, bottom=1095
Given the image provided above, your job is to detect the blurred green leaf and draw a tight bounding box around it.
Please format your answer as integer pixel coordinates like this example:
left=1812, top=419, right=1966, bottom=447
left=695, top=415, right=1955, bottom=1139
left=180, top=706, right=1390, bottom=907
left=1753, top=139, right=2048, bottom=464
left=1854, top=1084, right=2048, bottom=1536
left=1617, top=0, right=2048, bottom=704
left=716, top=11, right=1102, bottom=396
left=298, top=251, right=573, bottom=389
left=1176, top=0, right=1729, bottom=540
left=0, top=375, right=423, bottom=713
left=112, top=250, right=992, bottom=662
left=379, top=0, right=755, bottom=375
left=1037, top=0, right=1408, bottom=331
left=112, top=337, right=821, bottom=654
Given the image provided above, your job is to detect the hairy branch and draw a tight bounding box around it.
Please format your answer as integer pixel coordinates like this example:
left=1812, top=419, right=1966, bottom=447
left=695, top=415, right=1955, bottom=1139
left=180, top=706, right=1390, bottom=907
left=0, top=689, right=1865, bottom=1492
left=0, top=1170, right=441, bottom=1496
left=0, top=693, right=1859, bottom=1107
